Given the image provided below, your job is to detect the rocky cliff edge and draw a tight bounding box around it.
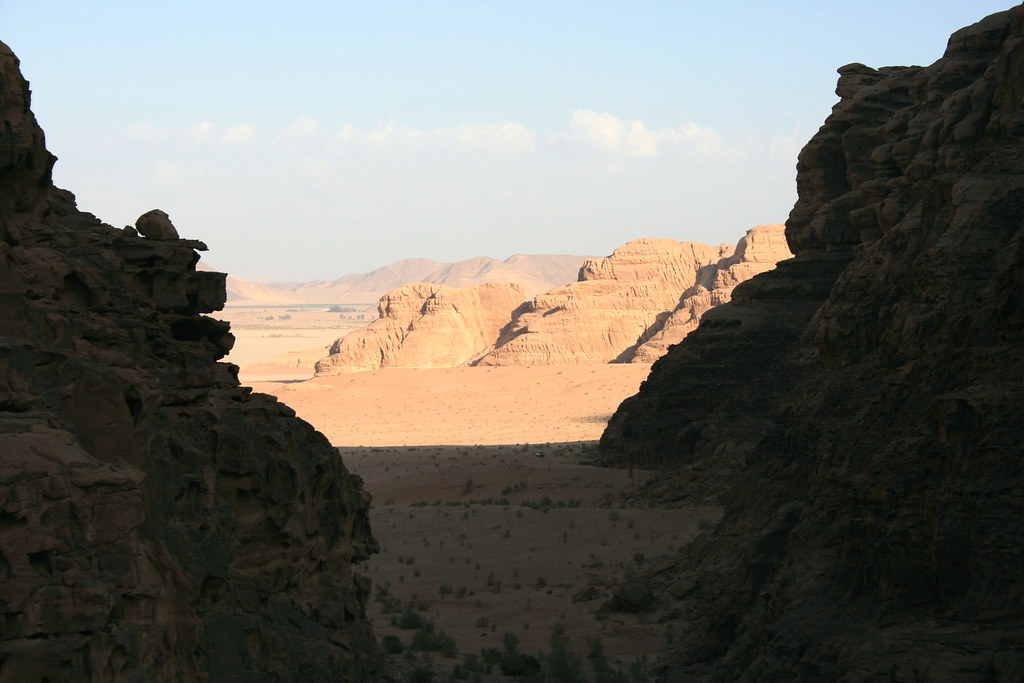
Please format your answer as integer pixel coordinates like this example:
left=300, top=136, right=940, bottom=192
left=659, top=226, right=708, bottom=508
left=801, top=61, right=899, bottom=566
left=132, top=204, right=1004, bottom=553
left=600, top=8, right=1024, bottom=680
left=0, top=42, right=380, bottom=681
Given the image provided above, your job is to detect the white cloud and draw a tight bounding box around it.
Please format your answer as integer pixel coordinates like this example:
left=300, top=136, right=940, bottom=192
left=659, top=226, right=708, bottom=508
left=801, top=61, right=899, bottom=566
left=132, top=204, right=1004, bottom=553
left=285, top=115, right=321, bottom=139
left=552, top=110, right=732, bottom=159
left=360, top=119, right=423, bottom=148
left=223, top=123, right=256, bottom=144
left=152, top=161, right=183, bottom=182
left=328, top=120, right=535, bottom=154
left=125, top=123, right=168, bottom=143
left=443, top=122, right=537, bottom=153
left=182, top=121, right=215, bottom=144
left=302, top=158, right=331, bottom=178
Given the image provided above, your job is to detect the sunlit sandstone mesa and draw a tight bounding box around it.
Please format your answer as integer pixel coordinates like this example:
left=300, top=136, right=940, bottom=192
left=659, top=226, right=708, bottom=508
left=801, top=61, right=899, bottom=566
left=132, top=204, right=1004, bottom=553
left=314, top=225, right=793, bottom=374
left=314, top=281, right=525, bottom=373
left=479, top=225, right=793, bottom=365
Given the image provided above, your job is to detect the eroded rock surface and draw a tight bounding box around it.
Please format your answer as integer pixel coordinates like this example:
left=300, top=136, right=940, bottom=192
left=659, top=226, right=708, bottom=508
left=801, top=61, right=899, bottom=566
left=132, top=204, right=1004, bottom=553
left=600, top=8, right=1024, bottom=680
left=315, top=281, right=525, bottom=373
left=631, top=225, right=792, bottom=362
left=0, top=41, right=380, bottom=681
left=477, top=230, right=790, bottom=365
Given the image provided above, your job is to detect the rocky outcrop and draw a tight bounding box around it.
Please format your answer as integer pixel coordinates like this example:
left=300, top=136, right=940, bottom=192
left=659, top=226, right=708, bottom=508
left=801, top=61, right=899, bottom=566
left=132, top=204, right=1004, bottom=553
left=631, top=225, right=792, bottom=362
left=600, top=7, right=1024, bottom=680
left=0, top=41, right=380, bottom=681
left=226, top=253, right=588, bottom=305
left=315, top=281, right=525, bottom=373
left=476, top=230, right=790, bottom=365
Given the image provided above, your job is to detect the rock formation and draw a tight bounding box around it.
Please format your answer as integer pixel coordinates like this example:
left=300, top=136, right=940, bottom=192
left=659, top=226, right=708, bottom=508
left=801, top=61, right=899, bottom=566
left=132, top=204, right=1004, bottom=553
left=631, top=225, right=792, bottom=362
left=600, top=7, right=1024, bottom=680
left=315, top=281, right=525, bottom=373
left=225, top=253, right=588, bottom=305
left=476, top=229, right=790, bottom=366
left=0, top=41, right=380, bottom=681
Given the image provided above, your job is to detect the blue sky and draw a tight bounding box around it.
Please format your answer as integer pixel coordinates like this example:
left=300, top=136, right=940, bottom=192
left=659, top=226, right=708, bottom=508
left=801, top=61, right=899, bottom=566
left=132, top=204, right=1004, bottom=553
left=3, top=1, right=1012, bottom=281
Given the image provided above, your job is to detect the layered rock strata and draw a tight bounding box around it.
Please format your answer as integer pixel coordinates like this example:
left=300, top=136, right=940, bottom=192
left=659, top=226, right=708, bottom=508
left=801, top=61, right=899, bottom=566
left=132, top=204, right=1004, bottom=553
left=315, top=281, right=525, bottom=373
left=0, top=42, right=379, bottom=681
left=631, top=225, right=792, bottom=362
left=600, top=8, right=1024, bottom=680
left=476, top=230, right=790, bottom=365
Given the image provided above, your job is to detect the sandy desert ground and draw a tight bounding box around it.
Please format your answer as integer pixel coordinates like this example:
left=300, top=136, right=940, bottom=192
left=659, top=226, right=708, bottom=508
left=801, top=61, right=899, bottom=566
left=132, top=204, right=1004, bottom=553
left=223, top=309, right=718, bottom=680
left=219, top=304, right=372, bottom=382
left=351, top=444, right=719, bottom=681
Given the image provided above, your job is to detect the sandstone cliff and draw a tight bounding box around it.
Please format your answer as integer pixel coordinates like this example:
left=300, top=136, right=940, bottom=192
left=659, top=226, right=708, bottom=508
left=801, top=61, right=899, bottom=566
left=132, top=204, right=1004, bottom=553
left=0, top=42, right=380, bottom=681
left=600, top=8, right=1024, bottom=680
left=314, top=281, right=525, bottom=374
left=476, top=229, right=790, bottom=365
left=631, top=225, right=792, bottom=362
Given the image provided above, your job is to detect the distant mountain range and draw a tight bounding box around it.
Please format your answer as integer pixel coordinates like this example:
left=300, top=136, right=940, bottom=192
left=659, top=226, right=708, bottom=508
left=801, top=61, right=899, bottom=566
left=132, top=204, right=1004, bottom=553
left=218, top=254, right=592, bottom=305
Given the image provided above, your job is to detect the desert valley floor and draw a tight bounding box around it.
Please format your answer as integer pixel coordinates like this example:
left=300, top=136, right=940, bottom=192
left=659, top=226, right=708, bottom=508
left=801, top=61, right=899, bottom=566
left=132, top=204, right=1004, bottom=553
left=222, top=305, right=717, bottom=679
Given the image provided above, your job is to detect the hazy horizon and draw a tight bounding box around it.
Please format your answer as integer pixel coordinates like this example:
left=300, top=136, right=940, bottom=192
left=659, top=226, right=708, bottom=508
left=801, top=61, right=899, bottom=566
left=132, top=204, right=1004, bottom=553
left=3, top=1, right=1011, bottom=281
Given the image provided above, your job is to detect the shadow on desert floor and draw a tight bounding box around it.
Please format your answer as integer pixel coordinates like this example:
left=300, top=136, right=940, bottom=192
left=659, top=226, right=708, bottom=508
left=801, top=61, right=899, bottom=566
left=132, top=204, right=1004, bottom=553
left=345, top=443, right=721, bottom=681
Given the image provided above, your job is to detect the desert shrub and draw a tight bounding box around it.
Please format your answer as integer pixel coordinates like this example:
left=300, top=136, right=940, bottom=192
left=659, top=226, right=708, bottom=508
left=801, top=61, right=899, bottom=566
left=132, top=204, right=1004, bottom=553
left=629, top=655, right=650, bottom=681
left=502, top=632, right=519, bottom=655
left=439, top=583, right=453, bottom=595
left=398, top=608, right=425, bottom=630
left=410, top=623, right=456, bottom=657
left=461, top=653, right=481, bottom=672
left=480, top=648, right=502, bottom=672
left=500, top=652, right=541, bottom=676
left=547, top=638, right=586, bottom=683
left=381, top=634, right=404, bottom=654
left=376, top=585, right=401, bottom=614
left=407, top=666, right=434, bottom=683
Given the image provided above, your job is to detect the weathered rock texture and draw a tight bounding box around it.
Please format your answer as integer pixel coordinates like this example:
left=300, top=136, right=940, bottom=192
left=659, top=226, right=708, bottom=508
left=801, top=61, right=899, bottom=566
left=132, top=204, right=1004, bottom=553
left=315, top=281, right=524, bottom=373
left=0, top=42, right=380, bottom=681
left=631, top=225, right=792, bottom=362
left=600, top=8, right=1024, bottom=681
left=476, top=230, right=790, bottom=365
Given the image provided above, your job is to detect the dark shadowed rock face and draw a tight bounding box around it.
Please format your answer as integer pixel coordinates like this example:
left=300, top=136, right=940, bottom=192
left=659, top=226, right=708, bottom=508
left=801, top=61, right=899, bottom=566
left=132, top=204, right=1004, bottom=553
left=601, top=8, right=1024, bottom=681
left=0, top=42, right=380, bottom=681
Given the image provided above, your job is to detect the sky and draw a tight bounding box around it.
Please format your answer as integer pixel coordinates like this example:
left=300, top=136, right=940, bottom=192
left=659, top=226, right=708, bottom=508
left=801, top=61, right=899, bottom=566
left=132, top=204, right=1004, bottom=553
left=2, top=1, right=1013, bottom=281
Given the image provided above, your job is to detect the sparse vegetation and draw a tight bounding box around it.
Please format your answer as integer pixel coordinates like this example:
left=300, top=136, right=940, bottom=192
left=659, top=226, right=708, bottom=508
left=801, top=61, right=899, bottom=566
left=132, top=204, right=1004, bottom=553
left=353, top=443, right=708, bottom=682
